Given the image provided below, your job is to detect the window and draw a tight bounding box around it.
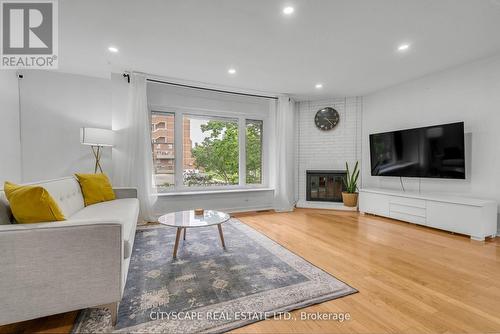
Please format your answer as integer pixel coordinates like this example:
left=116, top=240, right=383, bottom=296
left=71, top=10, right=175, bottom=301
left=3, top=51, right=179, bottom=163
left=151, top=112, right=175, bottom=191
left=150, top=109, right=266, bottom=193
left=184, top=115, right=239, bottom=187
left=155, top=137, right=166, bottom=143
left=246, top=120, right=263, bottom=184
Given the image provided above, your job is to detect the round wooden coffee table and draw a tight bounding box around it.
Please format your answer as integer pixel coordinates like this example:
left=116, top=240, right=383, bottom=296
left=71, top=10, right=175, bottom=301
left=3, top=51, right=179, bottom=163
left=158, top=210, right=230, bottom=259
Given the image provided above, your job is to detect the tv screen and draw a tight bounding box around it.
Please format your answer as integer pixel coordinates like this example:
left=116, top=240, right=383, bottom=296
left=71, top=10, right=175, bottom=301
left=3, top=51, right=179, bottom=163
left=370, top=122, right=465, bottom=179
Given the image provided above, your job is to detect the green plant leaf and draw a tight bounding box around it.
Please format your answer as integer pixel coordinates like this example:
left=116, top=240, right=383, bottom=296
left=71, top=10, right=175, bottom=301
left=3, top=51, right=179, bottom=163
left=343, top=160, right=360, bottom=193
left=352, top=170, right=360, bottom=192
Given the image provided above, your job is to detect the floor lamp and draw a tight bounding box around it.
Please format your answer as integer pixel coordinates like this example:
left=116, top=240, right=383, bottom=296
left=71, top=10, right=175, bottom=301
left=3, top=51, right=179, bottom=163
left=80, top=128, right=114, bottom=173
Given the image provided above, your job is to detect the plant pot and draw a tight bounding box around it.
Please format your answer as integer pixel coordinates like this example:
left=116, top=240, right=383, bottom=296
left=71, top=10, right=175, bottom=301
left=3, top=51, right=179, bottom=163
left=342, top=192, right=359, bottom=207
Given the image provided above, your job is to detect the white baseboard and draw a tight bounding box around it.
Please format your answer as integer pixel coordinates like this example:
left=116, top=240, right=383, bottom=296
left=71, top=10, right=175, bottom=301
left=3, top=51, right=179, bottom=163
left=224, top=206, right=274, bottom=214
left=296, top=200, right=357, bottom=211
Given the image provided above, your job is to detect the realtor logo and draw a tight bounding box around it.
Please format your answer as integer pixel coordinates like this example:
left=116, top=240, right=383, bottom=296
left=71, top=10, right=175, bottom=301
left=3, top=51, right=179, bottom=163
left=1, top=0, right=58, bottom=69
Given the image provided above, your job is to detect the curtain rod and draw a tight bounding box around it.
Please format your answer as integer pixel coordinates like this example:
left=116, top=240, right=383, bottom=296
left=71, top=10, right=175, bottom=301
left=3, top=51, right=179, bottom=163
left=145, top=78, right=278, bottom=100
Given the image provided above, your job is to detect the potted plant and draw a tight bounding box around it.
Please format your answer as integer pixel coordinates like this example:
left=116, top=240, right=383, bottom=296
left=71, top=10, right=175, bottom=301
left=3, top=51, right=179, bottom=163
left=342, top=161, right=360, bottom=207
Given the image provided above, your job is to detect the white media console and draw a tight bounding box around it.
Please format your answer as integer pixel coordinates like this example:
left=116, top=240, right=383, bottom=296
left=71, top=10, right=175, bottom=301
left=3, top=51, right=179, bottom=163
left=359, top=188, right=497, bottom=241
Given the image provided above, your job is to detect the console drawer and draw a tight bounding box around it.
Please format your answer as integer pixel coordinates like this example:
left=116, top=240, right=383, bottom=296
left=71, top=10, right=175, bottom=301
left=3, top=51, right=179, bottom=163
left=359, top=192, right=390, bottom=216
left=390, top=211, right=427, bottom=225
left=389, top=203, right=426, bottom=218
left=389, top=196, right=426, bottom=209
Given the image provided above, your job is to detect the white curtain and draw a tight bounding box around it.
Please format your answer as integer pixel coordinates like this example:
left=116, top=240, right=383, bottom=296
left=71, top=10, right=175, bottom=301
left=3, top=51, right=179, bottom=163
left=114, top=74, right=156, bottom=221
left=274, top=95, right=297, bottom=212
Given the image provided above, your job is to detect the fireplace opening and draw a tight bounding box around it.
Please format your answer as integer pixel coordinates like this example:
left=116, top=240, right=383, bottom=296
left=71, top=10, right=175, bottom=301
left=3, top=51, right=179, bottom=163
left=306, top=170, right=347, bottom=202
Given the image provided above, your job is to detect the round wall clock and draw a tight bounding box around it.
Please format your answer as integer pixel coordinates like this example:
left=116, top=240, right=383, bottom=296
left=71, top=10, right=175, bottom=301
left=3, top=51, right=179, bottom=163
left=314, top=107, right=339, bottom=131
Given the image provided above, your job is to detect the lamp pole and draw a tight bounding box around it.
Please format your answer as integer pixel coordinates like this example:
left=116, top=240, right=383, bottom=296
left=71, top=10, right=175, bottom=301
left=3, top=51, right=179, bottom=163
left=80, top=128, right=114, bottom=174
left=91, top=145, right=103, bottom=173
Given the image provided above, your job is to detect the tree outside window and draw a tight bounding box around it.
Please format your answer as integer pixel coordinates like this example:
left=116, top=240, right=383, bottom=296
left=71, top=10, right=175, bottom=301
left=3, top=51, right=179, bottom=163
left=187, top=117, right=239, bottom=186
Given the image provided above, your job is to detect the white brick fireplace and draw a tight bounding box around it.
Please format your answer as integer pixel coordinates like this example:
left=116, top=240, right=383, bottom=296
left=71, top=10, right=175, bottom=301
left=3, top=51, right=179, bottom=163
left=296, top=97, right=362, bottom=209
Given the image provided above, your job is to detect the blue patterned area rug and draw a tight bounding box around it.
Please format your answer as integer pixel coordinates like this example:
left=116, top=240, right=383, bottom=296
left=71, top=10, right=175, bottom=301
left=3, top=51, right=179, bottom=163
left=72, top=218, right=357, bottom=333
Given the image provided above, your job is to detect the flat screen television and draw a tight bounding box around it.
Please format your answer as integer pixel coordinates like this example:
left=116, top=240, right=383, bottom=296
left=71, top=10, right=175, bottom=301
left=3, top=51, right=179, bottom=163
left=369, top=122, right=465, bottom=179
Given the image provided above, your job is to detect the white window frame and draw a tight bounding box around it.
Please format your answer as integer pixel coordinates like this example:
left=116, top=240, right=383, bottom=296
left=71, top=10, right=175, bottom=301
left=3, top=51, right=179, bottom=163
left=150, top=105, right=270, bottom=193
left=244, top=118, right=265, bottom=186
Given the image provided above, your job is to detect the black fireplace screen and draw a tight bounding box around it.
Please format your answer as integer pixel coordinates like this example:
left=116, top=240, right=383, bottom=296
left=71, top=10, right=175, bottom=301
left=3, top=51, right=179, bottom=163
left=306, top=170, right=347, bottom=202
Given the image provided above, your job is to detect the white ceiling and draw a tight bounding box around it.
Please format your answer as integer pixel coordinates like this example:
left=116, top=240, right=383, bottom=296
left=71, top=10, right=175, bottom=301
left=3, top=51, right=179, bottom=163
left=59, top=0, right=500, bottom=98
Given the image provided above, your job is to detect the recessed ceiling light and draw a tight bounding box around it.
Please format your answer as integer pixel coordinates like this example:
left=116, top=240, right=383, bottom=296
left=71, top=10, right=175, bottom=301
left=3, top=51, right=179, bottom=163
left=315, top=83, right=323, bottom=89
left=228, top=68, right=236, bottom=75
left=397, top=44, right=410, bottom=51
left=283, top=6, right=294, bottom=15
left=108, top=46, right=119, bottom=53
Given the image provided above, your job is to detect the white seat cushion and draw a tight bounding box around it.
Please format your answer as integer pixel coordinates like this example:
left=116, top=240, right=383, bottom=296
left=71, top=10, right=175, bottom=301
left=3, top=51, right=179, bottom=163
left=70, top=198, right=139, bottom=259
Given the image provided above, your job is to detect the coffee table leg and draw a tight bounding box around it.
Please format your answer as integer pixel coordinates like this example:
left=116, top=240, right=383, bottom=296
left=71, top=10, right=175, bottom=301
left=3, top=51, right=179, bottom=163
left=217, top=224, right=226, bottom=249
left=183, top=227, right=187, bottom=240
left=173, top=227, right=182, bottom=259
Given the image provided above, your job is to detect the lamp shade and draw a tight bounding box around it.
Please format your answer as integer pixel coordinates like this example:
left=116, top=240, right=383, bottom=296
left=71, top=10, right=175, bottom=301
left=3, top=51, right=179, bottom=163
left=80, top=128, right=114, bottom=147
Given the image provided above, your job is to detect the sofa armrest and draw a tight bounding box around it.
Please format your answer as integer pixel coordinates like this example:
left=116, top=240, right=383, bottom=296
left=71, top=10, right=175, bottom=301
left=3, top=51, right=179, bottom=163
left=113, top=187, right=138, bottom=199
left=0, top=220, right=123, bottom=325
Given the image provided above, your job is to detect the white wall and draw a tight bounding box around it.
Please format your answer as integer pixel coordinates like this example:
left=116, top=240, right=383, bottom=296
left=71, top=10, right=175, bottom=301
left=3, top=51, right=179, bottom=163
left=362, top=55, right=500, bottom=228
left=0, top=71, right=21, bottom=186
left=153, top=190, right=275, bottom=215
left=110, top=72, right=130, bottom=187
left=147, top=82, right=273, bottom=117
left=296, top=97, right=362, bottom=204
left=19, top=71, right=112, bottom=182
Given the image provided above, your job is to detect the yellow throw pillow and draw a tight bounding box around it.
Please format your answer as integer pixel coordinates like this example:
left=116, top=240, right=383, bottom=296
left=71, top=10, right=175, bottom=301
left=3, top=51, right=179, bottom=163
left=75, top=173, right=116, bottom=206
left=4, top=182, right=65, bottom=224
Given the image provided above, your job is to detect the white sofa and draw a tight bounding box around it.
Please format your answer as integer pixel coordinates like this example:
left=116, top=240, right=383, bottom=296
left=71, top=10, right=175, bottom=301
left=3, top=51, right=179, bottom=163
left=0, top=177, right=139, bottom=326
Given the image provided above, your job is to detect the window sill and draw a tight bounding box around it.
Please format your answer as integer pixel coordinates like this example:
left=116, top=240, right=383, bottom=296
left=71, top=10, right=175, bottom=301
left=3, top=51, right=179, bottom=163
left=155, top=187, right=275, bottom=197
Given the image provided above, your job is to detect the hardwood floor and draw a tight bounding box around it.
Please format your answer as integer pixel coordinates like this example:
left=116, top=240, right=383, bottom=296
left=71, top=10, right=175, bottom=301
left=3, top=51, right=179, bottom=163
left=2, top=209, right=499, bottom=333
